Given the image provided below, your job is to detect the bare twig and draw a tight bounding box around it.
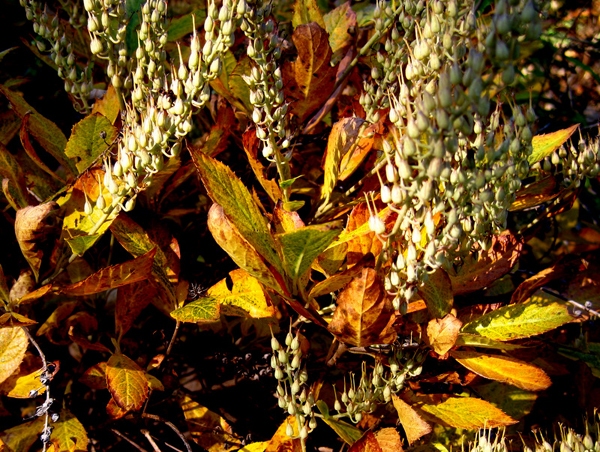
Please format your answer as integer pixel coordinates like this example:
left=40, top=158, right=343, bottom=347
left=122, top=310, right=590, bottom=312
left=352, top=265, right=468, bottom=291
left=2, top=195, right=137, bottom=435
left=142, top=413, right=192, bottom=452
left=111, top=429, right=149, bottom=452
left=166, top=321, right=181, bottom=358
left=141, top=430, right=162, bottom=452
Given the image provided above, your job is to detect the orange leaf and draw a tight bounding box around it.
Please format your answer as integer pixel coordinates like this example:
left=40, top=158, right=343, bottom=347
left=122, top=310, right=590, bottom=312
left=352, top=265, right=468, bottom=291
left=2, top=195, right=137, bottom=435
left=451, top=232, right=522, bottom=296
left=425, top=314, right=462, bottom=356
left=374, top=428, right=403, bottom=452
left=419, top=396, right=517, bottom=429
left=241, top=130, right=283, bottom=204
left=392, top=396, right=431, bottom=445
left=510, top=176, right=559, bottom=211
left=0, top=326, right=28, bottom=385
left=348, top=431, right=382, bottom=452
left=265, top=416, right=302, bottom=452
left=59, top=248, right=156, bottom=296
left=344, top=202, right=386, bottom=267
left=105, top=353, right=148, bottom=412
left=79, top=362, right=107, bottom=390
left=328, top=267, right=396, bottom=347
left=451, top=350, right=551, bottom=391
left=115, top=282, right=154, bottom=338
left=106, top=396, right=128, bottom=419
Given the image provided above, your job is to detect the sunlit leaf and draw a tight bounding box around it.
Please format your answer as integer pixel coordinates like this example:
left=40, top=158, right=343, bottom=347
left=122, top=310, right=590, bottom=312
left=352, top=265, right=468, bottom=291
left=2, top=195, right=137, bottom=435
left=528, top=124, right=579, bottom=165
left=374, top=428, right=403, bottom=452
left=0, top=353, right=45, bottom=399
left=476, top=381, right=537, bottom=420
left=106, top=396, right=128, bottom=419
left=344, top=201, right=386, bottom=267
left=48, top=408, right=88, bottom=451
left=425, top=314, right=462, bottom=356
left=239, top=442, right=269, bottom=452
left=106, top=353, right=149, bottom=412
left=348, top=431, right=382, bottom=452
left=451, top=350, right=551, bottom=391
left=79, top=362, right=107, bottom=390
left=65, top=113, right=118, bottom=174
left=207, top=269, right=275, bottom=319
left=323, top=2, right=357, bottom=62
left=15, top=202, right=60, bottom=281
left=282, top=23, right=337, bottom=122
left=327, top=206, right=392, bottom=250
left=454, top=333, right=523, bottom=351
left=0, top=312, right=37, bottom=328
left=59, top=249, right=155, bottom=296
left=450, top=232, right=522, bottom=296
left=170, top=297, right=220, bottom=323
left=320, top=118, right=365, bottom=206
left=277, top=222, right=342, bottom=290
left=230, top=56, right=254, bottom=113
left=419, top=396, right=517, bottom=429
left=0, top=327, right=28, bottom=385
left=418, top=268, right=453, bottom=319
left=461, top=290, right=573, bottom=341
left=0, top=416, right=45, bottom=452
left=90, top=85, right=120, bottom=124
left=328, top=267, right=396, bottom=347
left=292, top=0, right=325, bottom=28
left=338, top=123, right=377, bottom=182
left=510, top=176, right=560, bottom=211
left=207, top=203, right=287, bottom=296
left=392, top=395, right=431, bottom=445
left=167, top=9, right=207, bottom=41
left=191, top=150, right=283, bottom=276
left=241, top=131, right=283, bottom=204
left=180, top=395, right=239, bottom=452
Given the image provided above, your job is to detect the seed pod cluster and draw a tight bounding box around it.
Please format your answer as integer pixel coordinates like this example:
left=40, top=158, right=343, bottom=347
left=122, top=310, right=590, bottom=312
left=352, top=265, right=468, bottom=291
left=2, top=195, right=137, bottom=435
left=270, top=328, right=316, bottom=440
left=360, top=0, right=545, bottom=305
left=537, top=136, right=600, bottom=188
left=19, top=0, right=93, bottom=113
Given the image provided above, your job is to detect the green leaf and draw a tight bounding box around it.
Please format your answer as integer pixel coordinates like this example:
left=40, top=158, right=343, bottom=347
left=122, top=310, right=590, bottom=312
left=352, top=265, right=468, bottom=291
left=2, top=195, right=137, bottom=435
left=461, top=291, right=573, bottom=341
left=279, top=174, right=304, bottom=189
left=317, top=400, right=362, bottom=445
left=125, top=0, right=144, bottom=55
left=167, top=9, right=207, bottom=42
left=191, top=151, right=284, bottom=276
left=0, top=84, right=75, bottom=176
left=528, top=124, right=579, bottom=165
left=455, top=333, right=523, bottom=351
left=0, top=264, right=9, bottom=306
left=418, top=268, right=453, bottom=319
left=323, top=2, right=357, bottom=63
left=229, top=56, right=253, bottom=113
left=50, top=408, right=89, bottom=451
left=0, top=47, right=17, bottom=63
left=65, top=113, right=118, bottom=174
left=557, top=342, right=600, bottom=378
left=292, top=0, right=326, bottom=28
left=65, top=234, right=102, bottom=256
left=277, top=223, right=342, bottom=290
left=170, top=297, right=220, bottom=323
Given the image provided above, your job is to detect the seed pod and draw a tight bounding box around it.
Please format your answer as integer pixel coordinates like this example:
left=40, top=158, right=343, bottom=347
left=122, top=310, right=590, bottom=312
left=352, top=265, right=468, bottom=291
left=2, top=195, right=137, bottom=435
left=381, top=184, right=391, bottom=203
left=495, top=40, right=510, bottom=60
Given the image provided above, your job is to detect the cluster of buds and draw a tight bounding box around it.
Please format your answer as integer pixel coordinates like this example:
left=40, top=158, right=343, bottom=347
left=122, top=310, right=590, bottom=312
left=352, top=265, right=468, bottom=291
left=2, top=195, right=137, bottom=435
left=358, top=0, right=548, bottom=308
left=239, top=0, right=293, bottom=199
left=468, top=431, right=509, bottom=452
left=535, top=417, right=600, bottom=452
left=333, top=344, right=426, bottom=423
left=19, top=0, right=93, bottom=113
left=270, top=328, right=316, bottom=441
left=536, top=136, right=600, bottom=189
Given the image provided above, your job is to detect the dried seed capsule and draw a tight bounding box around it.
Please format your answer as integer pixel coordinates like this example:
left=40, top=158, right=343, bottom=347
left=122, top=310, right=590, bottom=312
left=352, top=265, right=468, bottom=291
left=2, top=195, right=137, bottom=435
left=381, top=184, right=391, bottom=203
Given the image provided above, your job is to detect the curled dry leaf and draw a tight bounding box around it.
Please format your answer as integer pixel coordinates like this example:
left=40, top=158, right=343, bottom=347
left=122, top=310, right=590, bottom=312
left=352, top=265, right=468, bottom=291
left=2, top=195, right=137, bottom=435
left=15, top=201, right=60, bottom=281
left=328, top=267, right=396, bottom=347
left=425, top=314, right=463, bottom=356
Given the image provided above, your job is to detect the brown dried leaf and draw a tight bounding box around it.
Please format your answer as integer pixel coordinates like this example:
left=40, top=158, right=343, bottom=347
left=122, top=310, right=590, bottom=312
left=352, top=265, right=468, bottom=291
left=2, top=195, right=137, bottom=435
left=15, top=202, right=60, bottom=281
left=79, top=362, right=107, bottom=390
left=510, top=176, right=560, bottom=211
left=283, top=23, right=337, bottom=122
left=392, top=395, right=431, bottom=445
left=348, top=431, right=382, bottom=452
left=328, top=267, right=396, bottom=347
left=451, top=232, right=522, bottom=296
left=374, top=428, right=403, bottom=452
left=425, top=314, right=462, bottom=356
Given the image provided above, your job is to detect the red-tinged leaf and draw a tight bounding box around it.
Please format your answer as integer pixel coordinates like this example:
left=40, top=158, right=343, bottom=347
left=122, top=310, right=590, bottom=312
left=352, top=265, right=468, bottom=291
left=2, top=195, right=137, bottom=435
left=451, top=350, right=551, bottom=391
left=309, top=260, right=366, bottom=299
left=328, top=267, right=396, bottom=347
left=0, top=326, right=28, bottom=385
left=425, top=314, right=462, bottom=356
left=207, top=269, right=275, bottom=319
left=348, top=431, right=382, bottom=452
left=16, top=283, right=52, bottom=306
left=511, top=256, right=588, bottom=304
left=462, top=290, right=573, bottom=341
left=327, top=206, right=393, bottom=251
left=106, top=353, right=149, bottom=412
left=191, top=150, right=284, bottom=277
left=79, top=362, right=107, bottom=389
left=392, top=395, right=431, bottom=445
left=323, top=2, right=357, bottom=60
left=0, top=84, right=76, bottom=176
left=15, top=202, right=60, bottom=281
left=283, top=23, right=337, bottom=122
left=59, top=248, right=156, bottom=296
left=0, top=312, right=37, bottom=328
left=510, top=176, right=560, bottom=211
left=91, top=85, right=120, bottom=124
left=48, top=408, right=89, bottom=452
left=68, top=327, right=111, bottom=353
left=292, top=0, right=325, bottom=29
left=0, top=416, right=45, bottom=452
left=20, top=114, right=64, bottom=183
left=419, top=396, right=517, bottom=429
left=265, top=416, right=302, bottom=452
left=207, top=203, right=287, bottom=296
left=242, top=130, right=283, bottom=204
left=36, top=301, right=78, bottom=337
left=528, top=124, right=579, bottom=165
left=115, top=282, right=153, bottom=338
left=374, top=428, right=403, bottom=452
left=320, top=118, right=365, bottom=207
left=272, top=202, right=305, bottom=234
left=451, top=232, right=522, bottom=296
left=418, top=268, right=453, bottom=319
left=106, top=396, right=128, bottom=419
left=179, top=395, right=238, bottom=452
left=338, top=122, right=377, bottom=182
left=341, top=200, right=389, bottom=269
left=170, top=297, right=220, bottom=323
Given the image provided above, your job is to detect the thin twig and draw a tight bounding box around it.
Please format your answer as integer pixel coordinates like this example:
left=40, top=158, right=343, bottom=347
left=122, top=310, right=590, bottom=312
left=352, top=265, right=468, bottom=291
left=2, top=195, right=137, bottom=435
left=166, top=321, right=181, bottom=358
left=142, top=413, right=192, bottom=452
left=141, top=430, right=162, bottom=452
left=111, top=429, right=149, bottom=452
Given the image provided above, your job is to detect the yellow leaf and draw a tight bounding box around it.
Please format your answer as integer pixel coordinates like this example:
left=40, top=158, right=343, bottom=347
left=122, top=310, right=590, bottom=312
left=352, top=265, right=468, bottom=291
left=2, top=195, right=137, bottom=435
left=392, top=395, right=431, bottom=445
left=106, top=353, right=148, bottom=412
left=450, top=350, right=551, bottom=391
left=374, top=428, right=403, bottom=452
left=0, top=326, right=28, bottom=385
left=48, top=408, right=88, bottom=452
left=208, top=269, right=275, bottom=318
left=266, top=416, right=302, bottom=452
left=528, top=124, right=579, bottom=165
left=419, top=396, right=517, bottom=429
left=239, top=442, right=269, bottom=452
left=0, top=416, right=45, bottom=451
